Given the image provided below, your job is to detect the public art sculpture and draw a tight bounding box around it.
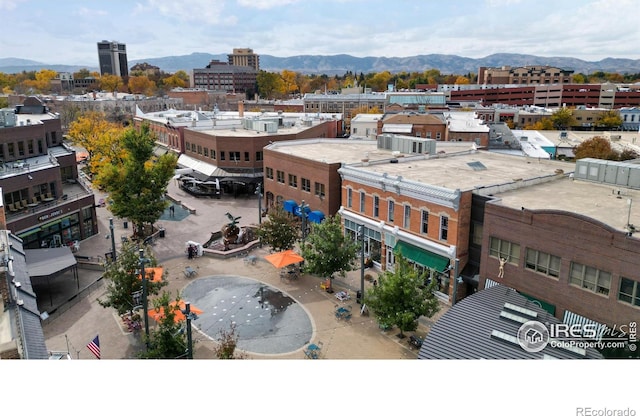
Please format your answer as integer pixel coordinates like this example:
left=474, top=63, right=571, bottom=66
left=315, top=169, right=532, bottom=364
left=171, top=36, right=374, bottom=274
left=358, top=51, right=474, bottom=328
left=220, top=212, right=256, bottom=250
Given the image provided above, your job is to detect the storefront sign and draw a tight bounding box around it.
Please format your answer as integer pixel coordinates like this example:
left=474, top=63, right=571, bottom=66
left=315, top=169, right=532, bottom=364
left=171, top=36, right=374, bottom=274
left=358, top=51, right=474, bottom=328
left=38, top=209, right=63, bottom=222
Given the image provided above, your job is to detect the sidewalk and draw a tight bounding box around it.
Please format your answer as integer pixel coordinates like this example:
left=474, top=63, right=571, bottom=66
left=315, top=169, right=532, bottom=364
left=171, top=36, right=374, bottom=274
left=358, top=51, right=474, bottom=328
left=43, top=180, right=446, bottom=359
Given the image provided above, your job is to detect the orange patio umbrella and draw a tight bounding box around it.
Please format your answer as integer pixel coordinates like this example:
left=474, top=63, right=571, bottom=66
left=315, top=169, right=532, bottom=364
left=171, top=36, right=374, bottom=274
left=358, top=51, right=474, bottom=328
left=264, top=249, right=304, bottom=268
left=148, top=300, right=203, bottom=323
left=137, top=267, right=164, bottom=283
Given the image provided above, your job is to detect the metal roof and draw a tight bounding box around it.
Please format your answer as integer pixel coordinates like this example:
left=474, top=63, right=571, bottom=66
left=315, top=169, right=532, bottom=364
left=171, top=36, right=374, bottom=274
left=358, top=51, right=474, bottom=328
left=418, top=285, right=604, bottom=359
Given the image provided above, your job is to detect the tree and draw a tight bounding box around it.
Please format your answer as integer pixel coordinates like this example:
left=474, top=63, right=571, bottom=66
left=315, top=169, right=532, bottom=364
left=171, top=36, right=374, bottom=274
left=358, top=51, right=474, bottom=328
left=300, top=215, right=360, bottom=290
left=69, top=111, right=124, bottom=177
left=524, top=118, right=554, bottom=130
left=365, top=254, right=440, bottom=337
left=551, top=107, right=575, bottom=130
left=281, top=70, right=298, bottom=95
left=100, top=74, right=123, bottom=95
left=138, top=291, right=189, bottom=359
left=596, top=110, right=623, bottom=130
left=67, top=111, right=125, bottom=178
left=573, top=136, right=638, bottom=161
left=257, top=70, right=285, bottom=99
left=98, top=240, right=167, bottom=314
left=98, top=123, right=177, bottom=239
left=161, top=70, right=189, bottom=89
left=255, top=205, right=298, bottom=252
left=213, top=323, right=246, bottom=359
left=128, top=75, right=156, bottom=95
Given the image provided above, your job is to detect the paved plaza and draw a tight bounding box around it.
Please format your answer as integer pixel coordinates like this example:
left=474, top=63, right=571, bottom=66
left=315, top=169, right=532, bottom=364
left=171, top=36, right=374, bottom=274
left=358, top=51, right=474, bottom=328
left=42, top=179, right=448, bottom=359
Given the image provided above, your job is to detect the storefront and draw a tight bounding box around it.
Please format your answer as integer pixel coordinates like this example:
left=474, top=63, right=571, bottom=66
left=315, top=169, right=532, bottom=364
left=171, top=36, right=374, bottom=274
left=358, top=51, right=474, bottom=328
left=18, top=208, right=89, bottom=250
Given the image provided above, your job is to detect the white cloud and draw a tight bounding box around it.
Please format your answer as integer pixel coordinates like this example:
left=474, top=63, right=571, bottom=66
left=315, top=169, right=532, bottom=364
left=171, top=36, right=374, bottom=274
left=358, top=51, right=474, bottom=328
left=139, top=0, right=230, bottom=25
left=0, top=0, right=25, bottom=10
left=237, top=0, right=300, bottom=9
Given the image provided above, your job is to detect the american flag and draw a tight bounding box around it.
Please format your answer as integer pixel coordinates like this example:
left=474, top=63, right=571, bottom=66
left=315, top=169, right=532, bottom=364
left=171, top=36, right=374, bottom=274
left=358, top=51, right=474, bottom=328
left=86, top=335, right=100, bottom=359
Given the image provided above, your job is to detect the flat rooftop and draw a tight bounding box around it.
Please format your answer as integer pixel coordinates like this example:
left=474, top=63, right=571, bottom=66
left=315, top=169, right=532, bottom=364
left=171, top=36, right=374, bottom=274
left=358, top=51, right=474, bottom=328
left=492, top=176, right=640, bottom=232
left=266, top=139, right=482, bottom=165
left=358, top=150, right=570, bottom=191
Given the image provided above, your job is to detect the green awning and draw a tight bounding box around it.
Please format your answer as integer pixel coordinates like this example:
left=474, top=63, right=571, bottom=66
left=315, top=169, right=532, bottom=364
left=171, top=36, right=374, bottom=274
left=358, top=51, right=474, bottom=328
left=519, top=292, right=556, bottom=316
left=19, top=227, right=41, bottom=238
left=394, top=241, right=450, bottom=271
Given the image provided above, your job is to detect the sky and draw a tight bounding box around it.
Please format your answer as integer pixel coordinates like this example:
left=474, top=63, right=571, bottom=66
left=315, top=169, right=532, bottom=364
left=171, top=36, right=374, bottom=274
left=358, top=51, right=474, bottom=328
left=1, top=0, right=639, bottom=66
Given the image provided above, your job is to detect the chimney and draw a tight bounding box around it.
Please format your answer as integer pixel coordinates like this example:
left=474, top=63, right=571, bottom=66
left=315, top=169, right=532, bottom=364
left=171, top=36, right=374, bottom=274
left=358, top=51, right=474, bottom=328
left=238, top=101, right=244, bottom=118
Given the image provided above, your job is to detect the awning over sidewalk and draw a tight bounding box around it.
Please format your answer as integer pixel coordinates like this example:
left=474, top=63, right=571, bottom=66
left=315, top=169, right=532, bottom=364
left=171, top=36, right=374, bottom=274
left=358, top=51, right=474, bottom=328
left=394, top=241, right=449, bottom=271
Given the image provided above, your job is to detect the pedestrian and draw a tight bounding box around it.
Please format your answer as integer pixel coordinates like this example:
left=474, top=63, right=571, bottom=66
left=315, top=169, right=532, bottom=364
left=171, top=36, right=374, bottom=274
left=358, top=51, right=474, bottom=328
left=169, top=205, right=175, bottom=217
left=187, top=244, right=194, bottom=259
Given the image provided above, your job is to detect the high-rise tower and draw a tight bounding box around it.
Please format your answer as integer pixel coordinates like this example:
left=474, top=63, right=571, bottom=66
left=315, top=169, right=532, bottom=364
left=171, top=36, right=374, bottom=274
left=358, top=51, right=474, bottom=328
left=97, top=40, right=129, bottom=77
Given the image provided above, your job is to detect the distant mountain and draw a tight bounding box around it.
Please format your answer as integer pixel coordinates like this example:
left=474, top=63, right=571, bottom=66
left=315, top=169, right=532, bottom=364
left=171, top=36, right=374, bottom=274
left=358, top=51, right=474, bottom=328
left=3, top=53, right=640, bottom=76
left=130, top=52, right=640, bottom=75
left=0, top=57, right=97, bottom=74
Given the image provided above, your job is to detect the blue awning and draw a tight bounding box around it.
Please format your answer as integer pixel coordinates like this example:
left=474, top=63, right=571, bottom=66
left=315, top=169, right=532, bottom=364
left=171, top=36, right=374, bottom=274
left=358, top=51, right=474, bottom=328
left=308, top=210, right=325, bottom=224
left=293, top=205, right=311, bottom=217
left=283, top=200, right=298, bottom=213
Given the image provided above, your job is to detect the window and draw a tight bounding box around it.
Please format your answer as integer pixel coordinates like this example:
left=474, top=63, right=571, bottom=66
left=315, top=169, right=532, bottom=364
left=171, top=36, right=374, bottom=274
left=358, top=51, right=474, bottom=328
left=244, top=152, right=250, bottom=162
left=203, top=148, right=208, bottom=157
left=436, top=132, right=441, bottom=140
left=388, top=200, right=394, bottom=223
left=255, top=151, right=263, bottom=161
left=230, top=151, right=240, bottom=161
left=288, top=174, right=297, bottom=188
left=347, top=188, right=352, bottom=208
left=7, top=143, right=14, bottom=157
left=314, top=182, right=325, bottom=198
left=27, top=140, right=34, bottom=154
left=525, top=248, right=560, bottom=278
left=403, top=205, right=411, bottom=228
left=276, top=170, right=285, bottom=183
left=440, top=216, right=448, bottom=241
left=301, top=178, right=311, bottom=192
left=211, top=150, right=216, bottom=160
left=373, top=196, right=379, bottom=217
left=197, top=145, right=202, bottom=155
left=359, top=191, right=365, bottom=213
left=220, top=151, right=226, bottom=160
left=618, top=277, right=640, bottom=307
left=489, top=237, right=520, bottom=265
left=421, top=210, right=429, bottom=234
left=472, top=223, right=483, bottom=246
left=265, top=167, right=274, bottom=180
left=570, top=262, right=611, bottom=296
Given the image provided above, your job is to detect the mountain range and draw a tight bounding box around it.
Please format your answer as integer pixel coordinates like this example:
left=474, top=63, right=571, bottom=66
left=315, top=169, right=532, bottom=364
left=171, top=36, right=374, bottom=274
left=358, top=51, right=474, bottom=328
left=2, top=53, right=640, bottom=76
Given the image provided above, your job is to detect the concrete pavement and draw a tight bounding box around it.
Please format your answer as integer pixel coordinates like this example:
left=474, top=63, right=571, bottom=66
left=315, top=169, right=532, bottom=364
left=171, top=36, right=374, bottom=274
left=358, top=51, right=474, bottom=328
left=42, top=179, right=447, bottom=359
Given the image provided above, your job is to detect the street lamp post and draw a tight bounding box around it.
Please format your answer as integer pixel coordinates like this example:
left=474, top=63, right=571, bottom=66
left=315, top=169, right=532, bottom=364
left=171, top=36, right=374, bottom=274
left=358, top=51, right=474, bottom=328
left=300, top=200, right=309, bottom=244
left=109, top=218, right=116, bottom=262
left=184, top=302, right=193, bottom=359
left=358, top=225, right=365, bottom=308
left=139, top=248, right=150, bottom=349
left=256, top=183, right=263, bottom=225
left=451, top=258, right=460, bottom=306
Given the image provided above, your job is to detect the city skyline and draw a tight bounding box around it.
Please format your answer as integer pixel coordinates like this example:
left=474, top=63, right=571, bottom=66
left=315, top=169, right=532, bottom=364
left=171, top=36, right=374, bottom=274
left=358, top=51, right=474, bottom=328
left=0, top=0, right=638, bottom=66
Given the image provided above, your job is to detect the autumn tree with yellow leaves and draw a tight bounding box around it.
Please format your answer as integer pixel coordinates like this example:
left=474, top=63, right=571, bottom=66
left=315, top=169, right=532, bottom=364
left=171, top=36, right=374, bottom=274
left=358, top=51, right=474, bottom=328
left=67, top=111, right=125, bottom=182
